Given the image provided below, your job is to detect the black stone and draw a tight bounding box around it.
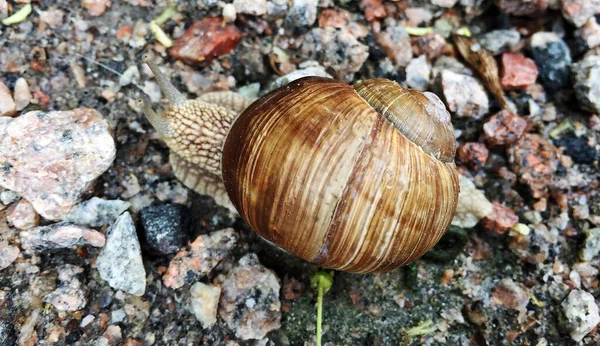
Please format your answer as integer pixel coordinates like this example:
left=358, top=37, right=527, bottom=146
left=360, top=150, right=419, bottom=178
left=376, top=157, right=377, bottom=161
left=554, top=135, right=597, bottom=165
left=530, top=41, right=572, bottom=92
left=0, top=321, right=17, bottom=346
left=140, top=203, right=191, bottom=255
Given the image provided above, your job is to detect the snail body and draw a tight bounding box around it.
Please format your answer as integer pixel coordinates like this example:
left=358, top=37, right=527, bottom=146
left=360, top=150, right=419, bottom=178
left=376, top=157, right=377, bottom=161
left=140, top=55, right=459, bottom=273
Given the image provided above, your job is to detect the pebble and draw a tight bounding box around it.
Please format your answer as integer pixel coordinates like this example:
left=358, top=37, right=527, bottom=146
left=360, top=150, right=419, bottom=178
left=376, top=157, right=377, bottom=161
left=102, top=325, right=123, bottom=345
left=163, top=228, right=238, bottom=289
left=170, top=17, right=241, bottom=66
left=82, top=0, right=111, bottom=16
left=139, top=203, right=190, bottom=255
left=375, top=23, right=413, bottom=67
left=571, top=55, right=600, bottom=113
left=479, top=29, right=521, bottom=56
left=6, top=199, right=39, bottom=230
left=232, top=0, right=267, bottom=16
left=44, top=264, right=88, bottom=312
left=561, top=0, right=600, bottom=27
left=0, top=109, right=116, bottom=221
left=20, top=223, right=106, bottom=252
left=267, top=0, right=288, bottom=17
left=301, top=27, right=369, bottom=82
left=554, top=135, right=597, bottom=164
left=495, top=0, right=548, bottom=16
left=451, top=174, right=493, bottom=229
left=431, top=0, right=457, bottom=7
left=508, top=223, right=552, bottom=264
left=129, top=21, right=148, bottom=49
left=457, top=142, right=489, bottom=170
left=0, top=82, right=16, bottom=117
left=63, top=198, right=131, bottom=228
left=580, top=228, right=600, bottom=261
left=14, top=77, right=31, bottom=111
left=284, top=0, right=319, bottom=33
left=481, top=202, right=519, bottom=234
left=219, top=254, right=281, bottom=341
left=576, top=17, right=600, bottom=49
left=432, top=56, right=473, bottom=78
left=0, top=321, right=17, bottom=346
left=483, top=110, right=528, bottom=147
left=529, top=32, right=572, bottom=92
left=263, top=61, right=332, bottom=94
left=491, top=278, right=529, bottom=319
left=97, top=212, right=146, bottom=296
left=561, top=289, right=600, bottom=342
left=0, top=243, right=20, bottom=270
left=39, top=9, right=65, bottom=29
left=500, top=53, right=539, bottom=90
left=359, top=0, right=386, bottom=21
left=0, top=189, right=19, bottom=206
left=405, top=55, right=432, bottom=91
left=438, top=70, right=489, bottom=119
left=411, top=33, right=446, bottom=60
left=189, top=282, right=221, bottom=329
left=508, top=134, right=559, bottom=199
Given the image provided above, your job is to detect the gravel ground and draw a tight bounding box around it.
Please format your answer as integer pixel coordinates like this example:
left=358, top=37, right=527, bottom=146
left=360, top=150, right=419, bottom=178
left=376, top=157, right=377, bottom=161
left=1, top=0, right=600, bottom=345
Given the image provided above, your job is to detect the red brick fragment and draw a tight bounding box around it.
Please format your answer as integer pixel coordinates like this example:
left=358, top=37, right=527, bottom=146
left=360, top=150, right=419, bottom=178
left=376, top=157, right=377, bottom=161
left=115, top=24, right=133, bottom=40
left=483, top=110, right=528, bottom=147
left=481, top=202, right=519, bottom=234
left=500, top=53, right=539, bottom=90
left=508, top=134, right=559, bottom=199
left=457, top=142, right=489, bottom=170
left=170, top=17, right=241, bottom=66
left=360, top=0, right=386, bottom=21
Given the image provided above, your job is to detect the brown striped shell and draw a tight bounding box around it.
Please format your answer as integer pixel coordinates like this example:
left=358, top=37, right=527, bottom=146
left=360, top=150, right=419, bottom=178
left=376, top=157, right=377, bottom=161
left=222, top=77, right=459, bottom=273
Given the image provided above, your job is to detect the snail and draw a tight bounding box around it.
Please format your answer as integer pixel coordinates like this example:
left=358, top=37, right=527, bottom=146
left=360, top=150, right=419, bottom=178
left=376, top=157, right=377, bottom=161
left=138, top=54, right=460, bottom=273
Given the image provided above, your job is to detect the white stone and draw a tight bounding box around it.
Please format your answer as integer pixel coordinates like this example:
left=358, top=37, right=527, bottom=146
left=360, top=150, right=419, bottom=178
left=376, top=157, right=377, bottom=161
left=452, top=174, right=493, bottom=228
left=439, top=70, right=489, bottom=119
left=0, top=82, right=16, bottom=117
left=63, top=197, right=131, bottom=227
left=233, top=0, right=267, bottom=15
left=190, top=282, right=221, bottom=328
left=561, top=289, right=600, bottom=342
left=14, top=78, right=32, bottom=111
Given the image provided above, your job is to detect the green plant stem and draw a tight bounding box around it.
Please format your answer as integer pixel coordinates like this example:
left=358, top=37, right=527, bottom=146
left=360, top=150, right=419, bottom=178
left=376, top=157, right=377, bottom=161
left=316, top=283, right=324, bottom=346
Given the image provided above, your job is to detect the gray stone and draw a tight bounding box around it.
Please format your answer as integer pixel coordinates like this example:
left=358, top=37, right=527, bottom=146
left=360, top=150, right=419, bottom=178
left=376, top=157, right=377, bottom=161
left=219, top=254, right=281, bottom=340
left=0, top=108, right=116, bottom=220
left=580, top=228, right=600, bottom=261
left=530, top=32, right=572, bottom=92
left=284, top=0, right=318, bottom=33
left=44, top=264, right=88, bottom=312
left=479, top=29, right=521, bottom=56
left=561, top=289, right=600, bottom=342
left=233, top=0, right=267, bottom=15
left=64, top=197, right=131, bottom=228
left=0, top=321, right=17, bottom=346
left=406, top=55, right=432, bottom=91
left=0, top=244, right=19, bottom=271
left=20, top=223, right=105, bottom=252
left=571, top=55, right=600, bottom=113
left=438, top=70, right=489, bottom=119
left=97, top=212, right=146, bottom=296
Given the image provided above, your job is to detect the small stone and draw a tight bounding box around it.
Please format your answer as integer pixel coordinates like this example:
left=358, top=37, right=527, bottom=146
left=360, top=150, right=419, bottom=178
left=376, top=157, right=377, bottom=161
left=189, top=282, right=221, bottom=329
left=500, top=53, right=539, bottom=90
left=509, top=223, right=552, bottom=264
left=284, top=0, right=319, bottom=32
left=44, top=264, right=88, bottom=312
left=222, top=4, right=236, bottom=22
left=0, top=244, right=19, bottom=270
left=266, top=0, right=288, bottom=17
left=479, top=29, right=521, bottom=56
left=102, top=325, right=122, bottom=345
left=576, top=17, right=600, bottom=49
left=301, top=27, right=369, bottom=82
left=39, top=8, right=65, bottom=29
left=82, top=0, right=111, bottom=16
left=360, top=0, right=386, bottom=21
left=432, top=56, right=473, bottom=78
left=0, top=109, right=116, bottom=220
left=529, top=32, right=572, bottom=92
left=81, top=315, right=95, bottom=328
left=411, top=33, right=446, bottom=60
left=451, top=174, right=493, bottom=228
left=580, top=228, right=600, bottom=261
left=163, top=229, right=238, bottom=289
left=0, top=82, right=16, bottom=117
left=483, top=110, right=528, bottom=147
left=404, top=8, right=433, bottom=26
left=264, top=62, right=332, bottom=93
left=561, top=289, right=600, bottom=342
left=375, top=23, right=413, bottom=67
left=129, top=21, right=148, bottom=49
left=554, top=135, right=597, bottom=165
left=492, top=278, right=529, bottom=320
left=14, top=78, right=31, bottom=111
left=508, top=134, right=559, bottom=199
left=170, top=18, right=241, bottom=66
left=63, top=198, right=131, bottom=228
left=438, top=70, right=489, bottom=119
left=219, top=254, right=281, bottom=341
left=431, top=0, right=457, bottom=7
left=495, top=0, right=548, bottom=16
left=139, top=203, right=190, bottom=255
left=481, top=202, right=519, bottom=234
left=561, top=0, right=600, bottom=27
left=6, top=199, right=38, bottom=230
left=318, top=9, right=368, bottom=39
left=0, top=321, right=17, bottom=346
left=571, top=55, right=600, bottom=113
left=232, top=0, right=266, bottom=16
left=457, top=142, right=489, bottom=170
left=405, top=55, right=432, bottom=91
left=97, top=212, right=146, bottom=296
left=20, top=223, right=106, bottom=252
